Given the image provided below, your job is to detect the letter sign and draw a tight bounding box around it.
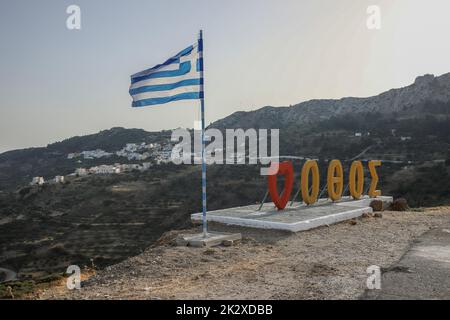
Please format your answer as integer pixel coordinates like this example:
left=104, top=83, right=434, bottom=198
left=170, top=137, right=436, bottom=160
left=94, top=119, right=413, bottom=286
left=266, top=159, right=381, bottom=209
left=349, top=161, right=364, bottom=199
left=327, top=160, right=344, bottom=201
left=301, top=160, right=320, bottom=205
left=368, top=160, right=381, bottom=197
left=267, top=161, right=294, bottom=210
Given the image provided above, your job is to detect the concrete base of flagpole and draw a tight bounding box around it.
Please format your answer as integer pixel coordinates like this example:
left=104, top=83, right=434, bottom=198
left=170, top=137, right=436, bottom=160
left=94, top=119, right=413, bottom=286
left=176, top=232, right=242, bottom=248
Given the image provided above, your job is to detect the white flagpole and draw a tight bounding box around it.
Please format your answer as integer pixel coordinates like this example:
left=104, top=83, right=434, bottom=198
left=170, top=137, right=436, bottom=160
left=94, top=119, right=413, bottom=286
left=198, top=30, right=208, bottom=238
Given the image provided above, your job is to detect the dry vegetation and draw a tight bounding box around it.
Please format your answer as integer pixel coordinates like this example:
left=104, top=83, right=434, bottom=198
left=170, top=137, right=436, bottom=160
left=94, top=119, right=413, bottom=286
left=31, top=207, right=450, bottom=300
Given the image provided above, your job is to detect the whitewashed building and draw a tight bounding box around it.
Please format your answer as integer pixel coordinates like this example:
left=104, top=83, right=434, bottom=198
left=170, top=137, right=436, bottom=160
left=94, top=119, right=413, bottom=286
left=75, top=168, right=88, bottom=176
left=30, top=177, right=45, bottom=185
left=54, top=176, right=65, bottom=183
left=67, top=153, right=79, bottom=159
left=142, top=162, right=152, bottom=170
left=80, top=149, right=113, bottom=159
left=89, top=165, right=116, bottom=174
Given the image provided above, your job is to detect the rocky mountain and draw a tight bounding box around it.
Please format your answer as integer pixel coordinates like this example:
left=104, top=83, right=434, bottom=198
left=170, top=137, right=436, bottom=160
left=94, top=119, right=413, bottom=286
left=1, top=73, right=449, bottom=192
left=211, top=73, right=450, bottom=129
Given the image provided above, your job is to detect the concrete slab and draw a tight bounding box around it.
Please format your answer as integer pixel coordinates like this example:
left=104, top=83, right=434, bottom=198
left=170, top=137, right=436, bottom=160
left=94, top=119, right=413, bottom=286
left=191, top=196, right=393, bottom=232
left=176, top=232, right=242, bottom=247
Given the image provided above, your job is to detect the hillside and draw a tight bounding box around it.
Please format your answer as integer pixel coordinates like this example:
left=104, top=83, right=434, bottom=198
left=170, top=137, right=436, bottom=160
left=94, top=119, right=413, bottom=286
left=32, top=207, right=450, bottom=300
left=1, top=73, right=449, bottom=193
left=0, top=72, right=449, bottom=288
left=0, top=164, right=265, bottom=281
left=0, top=127, right=172, bottom=191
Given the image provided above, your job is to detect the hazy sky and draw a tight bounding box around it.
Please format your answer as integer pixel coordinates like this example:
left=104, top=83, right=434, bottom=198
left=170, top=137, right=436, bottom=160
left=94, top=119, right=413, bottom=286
left=1, top=0, right=450, bottom=153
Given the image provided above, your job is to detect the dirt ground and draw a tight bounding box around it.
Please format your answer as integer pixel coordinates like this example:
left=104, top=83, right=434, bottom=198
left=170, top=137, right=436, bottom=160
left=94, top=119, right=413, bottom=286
left=37, top=207, right=450, bottom=300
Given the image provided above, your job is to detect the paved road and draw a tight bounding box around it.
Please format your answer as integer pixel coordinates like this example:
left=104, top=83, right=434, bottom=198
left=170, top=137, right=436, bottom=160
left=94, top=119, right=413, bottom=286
left=0, top=267, right=17, bottom=283
left=363, top=225, right=450, bottom=299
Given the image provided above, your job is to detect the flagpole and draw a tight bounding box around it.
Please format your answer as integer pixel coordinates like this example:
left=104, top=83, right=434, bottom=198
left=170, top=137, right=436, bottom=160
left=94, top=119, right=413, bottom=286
left=198, top=30, right=208, bottom=238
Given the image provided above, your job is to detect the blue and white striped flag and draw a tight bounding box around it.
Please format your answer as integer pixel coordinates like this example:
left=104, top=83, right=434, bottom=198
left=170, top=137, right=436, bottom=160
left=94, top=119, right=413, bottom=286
left=129, top=43, right=203, bottom=107
left=130, top=31, right=209, bottom=236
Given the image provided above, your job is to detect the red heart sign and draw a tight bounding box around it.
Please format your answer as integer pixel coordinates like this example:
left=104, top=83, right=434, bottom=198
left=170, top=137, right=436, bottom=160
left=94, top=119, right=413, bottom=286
left=267, top=161, right=294, bottom=210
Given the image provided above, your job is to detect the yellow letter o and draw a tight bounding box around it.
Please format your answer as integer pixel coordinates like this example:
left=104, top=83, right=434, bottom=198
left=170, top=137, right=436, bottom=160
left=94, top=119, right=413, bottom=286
left=301, top=160, right=320, bottom=205
left=349, top=161, right=364, bottom=199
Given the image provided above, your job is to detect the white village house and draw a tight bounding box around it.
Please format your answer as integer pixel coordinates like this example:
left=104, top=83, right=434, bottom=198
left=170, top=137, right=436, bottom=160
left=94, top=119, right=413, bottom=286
left=75, top=168, right=88, bottom=176
left=30, top=177, right=45, bottom=186
left=54, top=176, right=65, bottom=183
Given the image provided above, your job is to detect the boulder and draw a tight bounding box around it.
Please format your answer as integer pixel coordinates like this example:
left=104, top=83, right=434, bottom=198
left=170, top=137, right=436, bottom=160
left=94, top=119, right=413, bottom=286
left=370, top=199, right=383, bottom=212
left=389, top=198, right=409, bottom=211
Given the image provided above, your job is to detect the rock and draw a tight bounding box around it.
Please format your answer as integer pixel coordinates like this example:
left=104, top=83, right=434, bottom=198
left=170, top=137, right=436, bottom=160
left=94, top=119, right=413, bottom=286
left=374, top=212, right=383, bottom=218
left=349, top=219, right=357, bottom=225
left=157, top=230, right=186, bottom=246
left=223, top=239, right=239, bottom=247
left=222, top=240, right=233, bottom=247
left=175, top=237, right=188, bottom=246
left=370, top=200, right=383, bottom=212
left=6, top=286, right=14, bottom=299
left=389, top=198, right=409, bottom=211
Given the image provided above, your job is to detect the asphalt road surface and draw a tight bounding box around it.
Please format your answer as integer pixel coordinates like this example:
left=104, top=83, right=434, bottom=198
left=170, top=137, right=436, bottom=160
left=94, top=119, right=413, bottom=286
left=363, top=224, right=450, bottom=299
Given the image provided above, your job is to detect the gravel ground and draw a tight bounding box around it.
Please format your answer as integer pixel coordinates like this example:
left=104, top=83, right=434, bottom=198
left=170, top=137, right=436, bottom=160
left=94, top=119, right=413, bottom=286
left=38, top=207, right=450, bottom=300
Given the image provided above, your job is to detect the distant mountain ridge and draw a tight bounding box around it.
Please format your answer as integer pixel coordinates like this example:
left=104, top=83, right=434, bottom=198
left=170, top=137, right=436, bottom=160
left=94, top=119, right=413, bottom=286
left=211, top=73, right=450, bottom=129
left=0, top=72, right=449, bottom=191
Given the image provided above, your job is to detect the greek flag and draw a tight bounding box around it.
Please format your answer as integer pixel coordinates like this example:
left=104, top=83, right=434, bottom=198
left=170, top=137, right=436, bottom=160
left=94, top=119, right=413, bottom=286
left=129, top=43, right=203, bottom=107
left=130, top=31, right=209, bottom=237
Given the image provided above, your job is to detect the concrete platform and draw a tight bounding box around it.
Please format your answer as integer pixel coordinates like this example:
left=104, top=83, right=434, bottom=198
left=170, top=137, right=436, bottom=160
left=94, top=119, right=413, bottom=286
left=176, top=232, right=242, bottom=247
left=191, top=196, right=393, bottom=232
